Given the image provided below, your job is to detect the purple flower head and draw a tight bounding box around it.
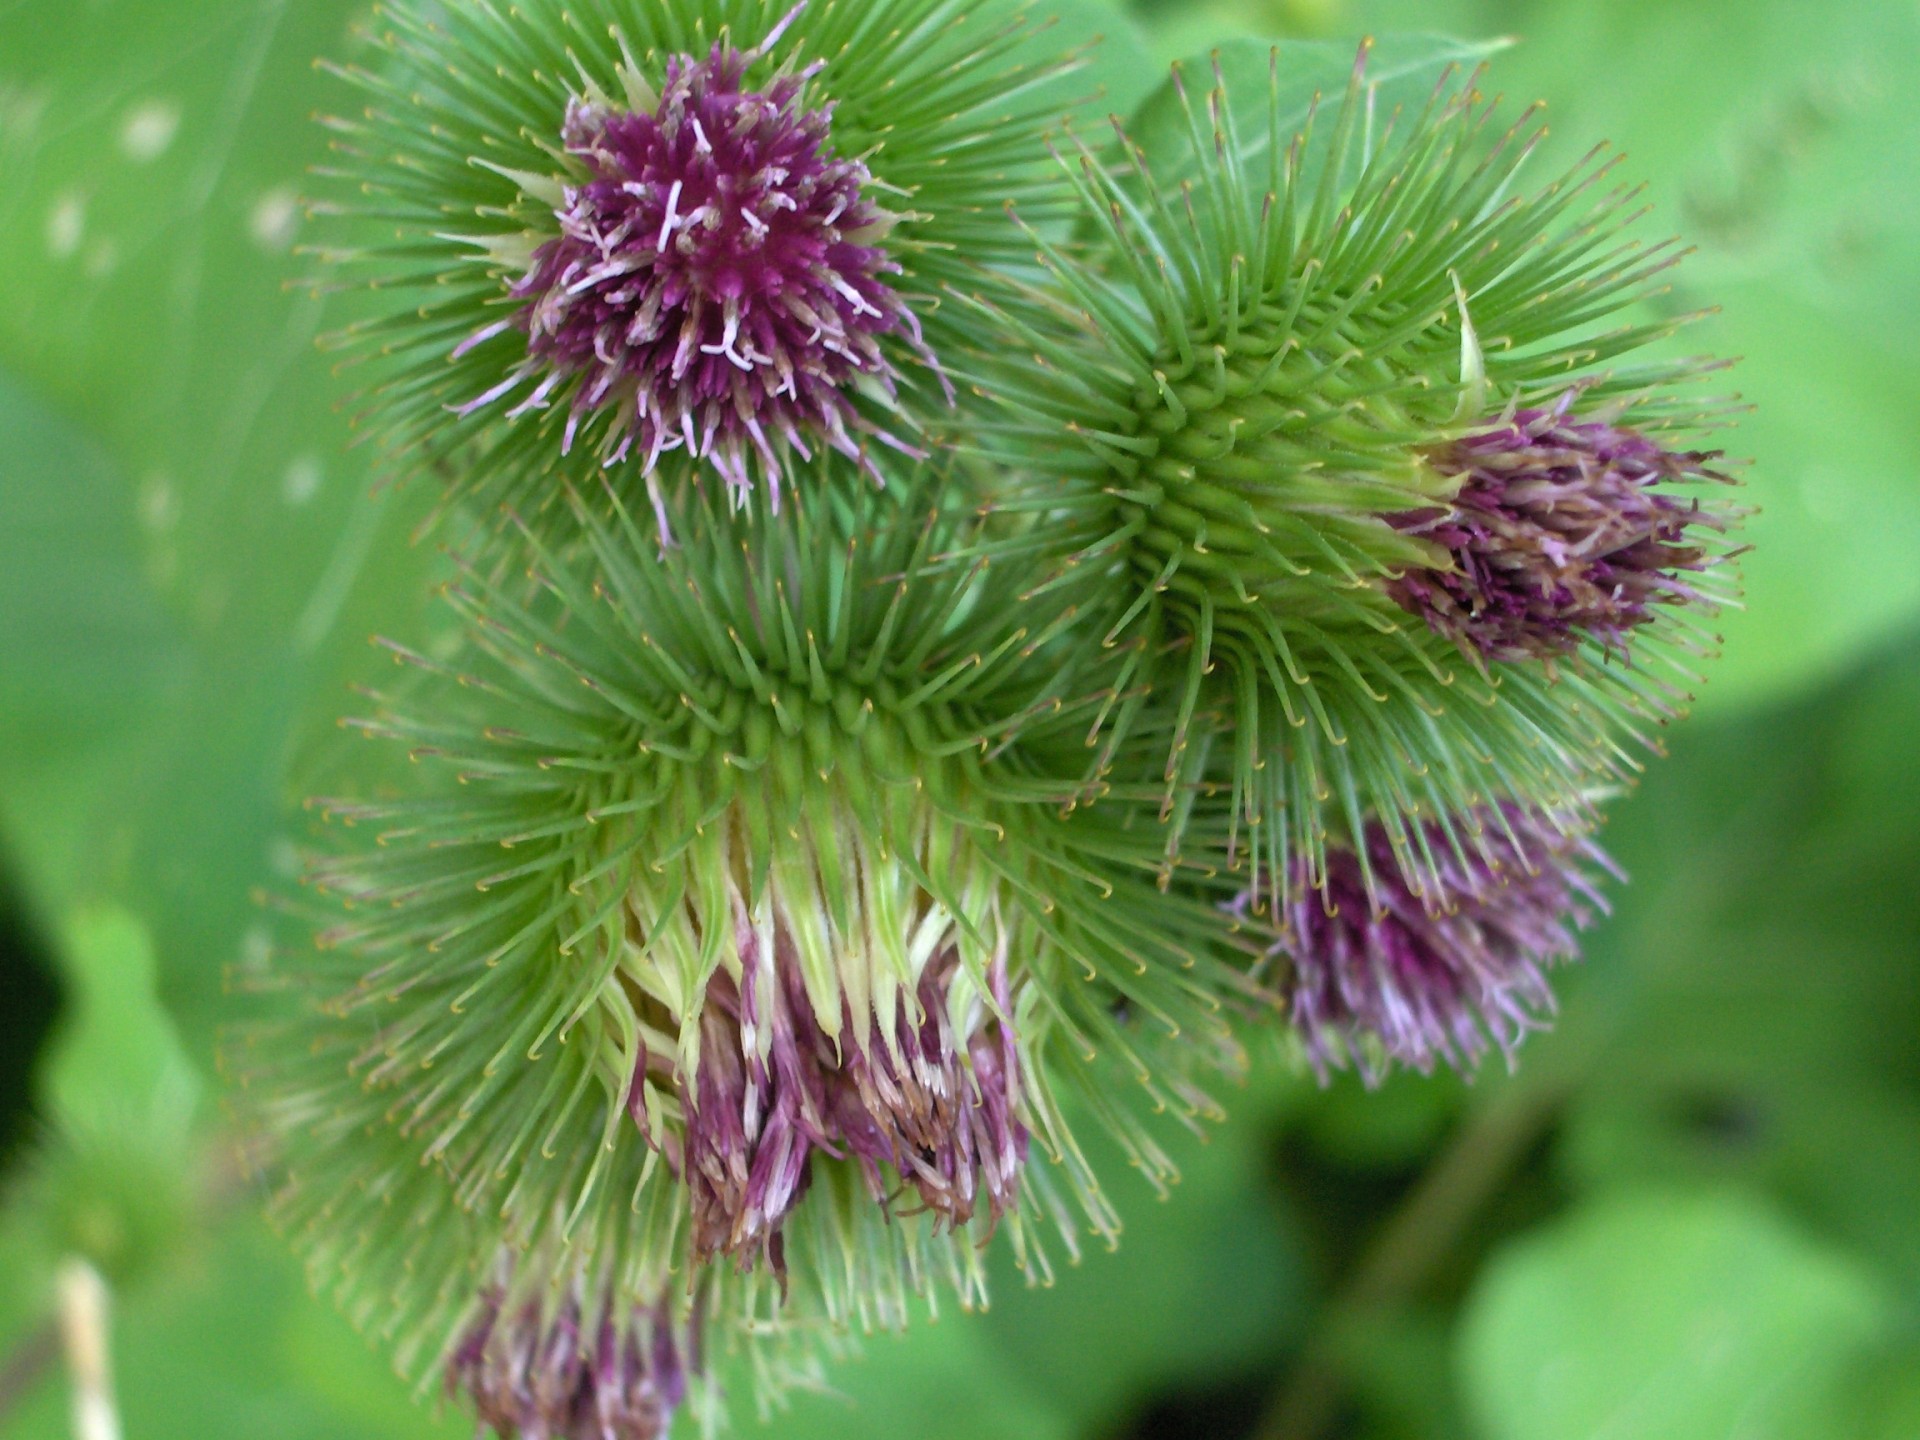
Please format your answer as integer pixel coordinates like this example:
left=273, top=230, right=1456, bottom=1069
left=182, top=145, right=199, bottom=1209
left=1252, top=806, right=1612, bottom=1082
left=446, top=1285, right=697, bottom=1440
left=460, top=14, right=937, bottom=523
left=631, top=906, right=1027, bottom=1276
left=1387, top=399, right=1730, bottom=663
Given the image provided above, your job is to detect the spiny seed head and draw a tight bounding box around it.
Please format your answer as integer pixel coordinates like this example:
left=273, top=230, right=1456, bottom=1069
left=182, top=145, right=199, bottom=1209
left=616, top=762, right=1040, bottom=1282
left=1243, top=803, right=1612, bottom=1081
left=461, top=40, right=935, bottom=518
left=259, top=23, right=1759, bottom=1427
left=1387, top=398, right=1734, bottom=664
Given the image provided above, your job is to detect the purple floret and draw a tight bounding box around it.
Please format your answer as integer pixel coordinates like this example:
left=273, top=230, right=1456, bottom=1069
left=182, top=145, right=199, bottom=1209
left=632, top=916, right=1027, bottom=1276
left=1388, top=399, right=1728, bottom=663
left=447, top=1288, right=696, bottom=1440
left=1254, top=806, right=1612, bottom=1081
left=460, top=36, right=935, bottom=520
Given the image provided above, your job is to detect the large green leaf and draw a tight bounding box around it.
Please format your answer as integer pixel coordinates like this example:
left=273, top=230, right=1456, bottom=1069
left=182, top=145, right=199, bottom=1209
left=0, top=379, right=176, bottom=752
left=0, top=0, right=446, bottom=1047
left=1547, top=633, right=1920, bottom=1296
left=0, top=376, right=181, bottom=914
left=1458, top=1187, right=1895, bottom=1440
left=733, top=1316, right=1077, bottom=1440
left=1125, top=33, right=1509, bottom=183
left=1025, top=0, right=1160, bottom=123
left=978, top=1077, right=1311, bottom=1431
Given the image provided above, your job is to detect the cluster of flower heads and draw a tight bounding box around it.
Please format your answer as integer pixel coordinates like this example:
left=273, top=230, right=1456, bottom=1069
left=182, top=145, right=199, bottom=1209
left=251, top=5, right=1744, bottom=1437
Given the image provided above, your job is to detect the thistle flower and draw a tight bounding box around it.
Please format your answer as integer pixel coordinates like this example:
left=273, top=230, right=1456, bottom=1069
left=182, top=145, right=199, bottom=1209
left=1250, top=803, right=1612, bottom=1081
left=317, top=0, right=1085, bottom=526
left=250, top=472, right=1246, bottom=1408
left=447, top=1280, right=697, bottom=1440
left=953, top=45, right=1742, bottom=892
left=456, top=32, right=935, bottom=520
left=1387, top=399, right=1732, bottom=664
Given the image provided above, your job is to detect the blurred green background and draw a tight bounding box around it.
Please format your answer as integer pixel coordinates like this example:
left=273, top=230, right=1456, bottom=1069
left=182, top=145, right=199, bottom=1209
left=1, top=0, right=1916, bottom=1436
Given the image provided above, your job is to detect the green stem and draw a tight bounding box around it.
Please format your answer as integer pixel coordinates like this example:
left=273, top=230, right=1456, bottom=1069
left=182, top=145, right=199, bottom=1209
left=1253, top=1076, right=1572, bottom=1440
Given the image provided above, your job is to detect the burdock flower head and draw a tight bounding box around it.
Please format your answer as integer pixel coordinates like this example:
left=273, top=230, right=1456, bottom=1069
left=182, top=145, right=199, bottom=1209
left=1387, top=397, right=1733, bottom=664
left=1244, top=803, right=1613, bottom=1081
left=246, top=472, right=1247, bottom=1428
left=458, top=21, right=936, bottom=518
left=447, top=1275, right=697, bottom=1440
left=317, top=0, right=1086, bottom=530
left=953, top=44, right=1743, bottom=895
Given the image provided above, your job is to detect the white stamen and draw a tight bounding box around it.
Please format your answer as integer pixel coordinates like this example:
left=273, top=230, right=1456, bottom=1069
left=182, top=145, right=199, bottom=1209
left=656, top=179, right=683, bottom=251
left=452, top=372, right=523, bottom=416
left=829, top=275, right=882, bottom=318
left=758, top=0, right=809, bottom=54
left=451, top=319, right=512, bottom=360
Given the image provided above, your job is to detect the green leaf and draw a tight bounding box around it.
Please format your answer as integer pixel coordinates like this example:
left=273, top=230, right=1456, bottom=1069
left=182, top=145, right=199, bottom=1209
left=1548, top=635, right=1920, bottom=1293
left=38, top=907, right=198, bottom=1130
left=1296, top=1065, right=1462, bottom=1171
left=1023, top=0, right=1159, bottom=122
left=733, top=1314, right=1077, bottom=1440
left=1852, top=1340, right=1920, bottom=1440
left=1565, top=1082, right=1920, bottom=1292
left=0, top=1215, right=468, bottom=1440
left=0, top=0, right=447, bottom=1050
left=1124, top=32, right=1510, bottom=181
left=0, top=375, right=181, bottom=913
left=977, top=1095, right=1310, bottom=1431
left=1458, top=1187, right=1895, bottom=1440
left=0, top=376, right=177, bottom=753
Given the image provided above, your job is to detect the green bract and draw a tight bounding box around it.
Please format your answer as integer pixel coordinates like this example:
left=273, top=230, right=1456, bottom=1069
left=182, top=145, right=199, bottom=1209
left=315, top=0, right=1082, bottom=525
left=241, top=470, right=1250, bottom=1405
left=951, top=45, right=1741, bottom=898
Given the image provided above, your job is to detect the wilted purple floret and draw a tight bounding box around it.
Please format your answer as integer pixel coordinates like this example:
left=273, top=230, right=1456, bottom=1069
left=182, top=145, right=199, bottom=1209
left=461, top=36, right=934, bottom=517
left=1387, top=399, right=1728, bottom=663
left=447, top=1288, right=694, bottom=1440
left=1260, top=807, right=1610, bottom=1081
left=633, top=914, right=1027, bottom=1275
